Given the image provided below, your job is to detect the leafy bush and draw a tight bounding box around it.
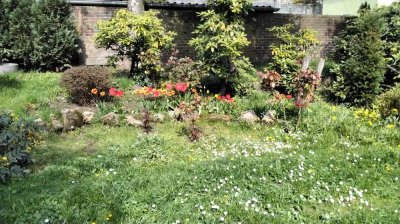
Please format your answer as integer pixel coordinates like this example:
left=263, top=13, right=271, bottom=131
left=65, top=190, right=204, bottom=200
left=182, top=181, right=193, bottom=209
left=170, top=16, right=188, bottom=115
left=374, top=84, right=400, bottom=118
left=0, top=0, right=79, bottom=71
left=378, top=2, right=400, bottom=86
left=163, top=49, right=205, bottom=84
left=0, top=113, right=41, bottom=183
left=189, top=0, right=254, bottom=91
left=60, top=66, right=113, bottom=105
left=268, top=24, right=319, bottom=94
left=95, top=9, right=175, bottom=80
left=327, top=10, right=387, bottom=106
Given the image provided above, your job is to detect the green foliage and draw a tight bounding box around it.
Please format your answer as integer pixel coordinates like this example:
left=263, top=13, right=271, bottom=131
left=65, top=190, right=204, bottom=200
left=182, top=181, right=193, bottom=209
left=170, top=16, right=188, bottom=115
left=0, top=112, right=41, bottom=183
left=95, top=9, right=175, bottom=80
left=327, top=10, right=387, bottom=106
left=378, top=2, right=400, bottom=86
left=164, top=49, right=206, bottom=84
left=189, top=0, right=254, bottom=87
left=0, top=0, right=79, bottom=71
left=60, top=66, right=112, bottom=105
left=374, top=84, right=400, bottom=118
left=268, top=24, right=319, bottom=94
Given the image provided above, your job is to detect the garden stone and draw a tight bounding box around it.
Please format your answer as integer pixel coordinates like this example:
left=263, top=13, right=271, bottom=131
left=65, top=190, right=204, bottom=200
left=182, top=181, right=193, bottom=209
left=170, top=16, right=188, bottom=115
left=168, top=110, right=176, bottom=119
left=61, top=109, right=84, bottom=131
left=208, top=113, right=232, bottom=122
left=34, top=118, right=45, bottom=127
left=83, top=111, right=95, bottom=124
left=152, top=113, right=165, bottom=123
left=126, top=115, right=144, bottom=127
left=261, top=110, right=276, bottom=125
left=101, top=112, right=119, bottom=126
left=239, top=110, right=259, bottom=124
left=51, top=119, right=63, bottom=132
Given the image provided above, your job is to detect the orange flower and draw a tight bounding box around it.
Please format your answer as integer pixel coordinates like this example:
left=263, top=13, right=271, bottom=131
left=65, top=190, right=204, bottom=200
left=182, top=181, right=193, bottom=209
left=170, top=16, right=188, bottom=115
left=100, top=91, right=106, bottom=97
left=91, top=88, right=98, bottom=95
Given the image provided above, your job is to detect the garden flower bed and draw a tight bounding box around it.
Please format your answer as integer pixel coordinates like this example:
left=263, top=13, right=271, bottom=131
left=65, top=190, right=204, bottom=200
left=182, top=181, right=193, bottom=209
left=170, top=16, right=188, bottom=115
left=0, top=72, right=399, bottom=223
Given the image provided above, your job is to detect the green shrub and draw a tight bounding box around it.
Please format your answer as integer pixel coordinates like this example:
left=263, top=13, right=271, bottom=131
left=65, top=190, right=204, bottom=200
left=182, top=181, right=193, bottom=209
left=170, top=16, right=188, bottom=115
left=95, top=9, right=175, bottom=80
left=189, top=0, right=254, bottom=91
left=374, top=84, right=400, bottom=118
left=1, top=0, right=79, bottom=71
left=328, top=10, right=387, bottom=106
left=268, top=24, right=320, bottom=94
left=379, top=2, right=400, bottom=87
left=164, top=49, right=206, bottom=84
left=0, top=113, right=41, bottom=183
left=60, top=66, right=112, bottom=105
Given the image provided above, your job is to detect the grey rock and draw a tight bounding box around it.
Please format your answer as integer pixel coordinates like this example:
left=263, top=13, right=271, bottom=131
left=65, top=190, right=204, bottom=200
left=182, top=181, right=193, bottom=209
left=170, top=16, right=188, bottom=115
left=168, top=110, right=176, bottom=119
left=101, top=112, right=119, bottom=126
left=208, top=113, right=232, bottom=122
left=61, top=109, right=84, bottom=131
left=34, top=118, right=45, bottom=127
left=239, top=110, right=259, bottom=124
left=51, top=119, right=64, bottom=132
left=261, top=110, right=276, bottom=125
left=152, top=113, right=165, bottom=123
left=83, top=111, right=95, bottom=124
left=126, top=115, right=144, bottom=127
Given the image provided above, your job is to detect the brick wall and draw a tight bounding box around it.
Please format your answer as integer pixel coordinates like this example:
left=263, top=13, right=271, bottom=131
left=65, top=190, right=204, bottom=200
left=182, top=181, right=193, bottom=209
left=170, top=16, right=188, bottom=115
left=72, top=5, right=346, bottom=66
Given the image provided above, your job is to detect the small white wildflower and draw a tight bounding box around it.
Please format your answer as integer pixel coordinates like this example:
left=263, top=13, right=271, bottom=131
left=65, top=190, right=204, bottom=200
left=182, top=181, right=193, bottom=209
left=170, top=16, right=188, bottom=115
left=211, top=204, right=220, bottom=210
left=44, top=219, right=49, bottom=223
left=219, top=217, right=225, bottom=222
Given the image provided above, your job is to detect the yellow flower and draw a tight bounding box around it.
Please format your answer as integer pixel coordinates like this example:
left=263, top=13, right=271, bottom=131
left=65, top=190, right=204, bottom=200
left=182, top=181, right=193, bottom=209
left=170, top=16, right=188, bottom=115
left=100, top=91, right=106, bottom=97
left=91, top=88, right=98, bottom=95
left=2, top=156, right=7, bottom=161
left=332, top=116, right=337, bottom=121
left=368, top=120, right=373, bottom=126
left=385, top=164, right=393, bottom=172
left=392, top=108, right=398, bottom=115
left=387, top=124, right=395, bottom=129
left=91, top=222, right=96, bottom=224
left=214, top=94, right=219, bottom=99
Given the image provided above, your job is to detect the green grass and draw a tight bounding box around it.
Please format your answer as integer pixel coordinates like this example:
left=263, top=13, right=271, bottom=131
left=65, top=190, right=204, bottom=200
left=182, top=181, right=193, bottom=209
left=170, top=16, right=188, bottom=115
left=0, top=73, right=400, bottom=223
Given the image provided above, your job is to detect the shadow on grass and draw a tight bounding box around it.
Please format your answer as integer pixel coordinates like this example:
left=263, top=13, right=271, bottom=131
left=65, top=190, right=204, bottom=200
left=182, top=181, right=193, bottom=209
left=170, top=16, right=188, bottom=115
left=0, top=75, right=22, bottom=89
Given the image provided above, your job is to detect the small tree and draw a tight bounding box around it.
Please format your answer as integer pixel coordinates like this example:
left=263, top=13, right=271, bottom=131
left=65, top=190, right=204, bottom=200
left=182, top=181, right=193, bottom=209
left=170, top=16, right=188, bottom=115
left=268, top=24, right=319, bottom=94
left=189, top=0, right=253, bottom=91
left=95, top=9, right=175, bottom=79
left=329, top=9, right=387, bottom=106
left=378, top=2, right=400, bottom=86
left=1, top=0, right=79, bottom=71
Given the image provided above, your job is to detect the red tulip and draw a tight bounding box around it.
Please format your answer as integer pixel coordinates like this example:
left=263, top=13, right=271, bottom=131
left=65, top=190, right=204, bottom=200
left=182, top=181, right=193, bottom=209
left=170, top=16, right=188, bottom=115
left=166, top=83, right=173, bottom=91
left=174, top=83, right=188, bottom=92
left=109, top=87, right=124, bottom=97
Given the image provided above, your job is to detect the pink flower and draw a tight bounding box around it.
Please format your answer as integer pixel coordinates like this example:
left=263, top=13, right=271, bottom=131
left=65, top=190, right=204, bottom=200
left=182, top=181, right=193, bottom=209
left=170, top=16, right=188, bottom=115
left=286, top=95, right=292, bottom=100
left=174, top=83, right=188, bottom=92
left=153, top=91, right=160, bottom=97
left=166, top=83, right=173, bottom=91
left=109, top=87, right=124, bottom=97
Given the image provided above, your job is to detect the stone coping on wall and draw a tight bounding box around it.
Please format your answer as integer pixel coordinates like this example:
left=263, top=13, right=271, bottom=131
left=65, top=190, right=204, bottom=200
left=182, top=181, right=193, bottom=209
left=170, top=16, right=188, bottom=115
left=67, top=0, right=279, bottom=12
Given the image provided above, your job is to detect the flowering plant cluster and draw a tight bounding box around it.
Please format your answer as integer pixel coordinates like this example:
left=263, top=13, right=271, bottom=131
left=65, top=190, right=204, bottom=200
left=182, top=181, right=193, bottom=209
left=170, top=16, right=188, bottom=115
left=215, top=94, right=235, bottom=103
left=91, top=87, right=124, bottom=98
left=134, top=82, right=190, bottom=98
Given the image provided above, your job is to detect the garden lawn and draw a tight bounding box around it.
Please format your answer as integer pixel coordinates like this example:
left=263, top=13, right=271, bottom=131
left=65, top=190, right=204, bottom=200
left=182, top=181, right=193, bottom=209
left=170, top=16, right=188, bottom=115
left=0, top=73, right=400, bottom=223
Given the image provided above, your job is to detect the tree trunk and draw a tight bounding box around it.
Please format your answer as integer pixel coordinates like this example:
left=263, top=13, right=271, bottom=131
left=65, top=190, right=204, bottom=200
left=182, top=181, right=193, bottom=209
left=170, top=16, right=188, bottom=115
left=128, top=0, right=144, bottom=14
